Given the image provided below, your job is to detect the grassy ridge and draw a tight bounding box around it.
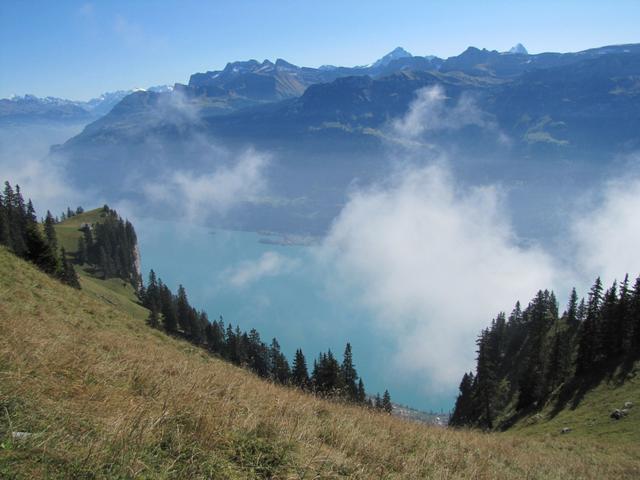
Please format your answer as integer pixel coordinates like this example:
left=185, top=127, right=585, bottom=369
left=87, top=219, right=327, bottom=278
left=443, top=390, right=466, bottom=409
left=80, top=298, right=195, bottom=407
left=1, top=248, right=640, bottom=478
left=54, top=208, right=147, bottom=321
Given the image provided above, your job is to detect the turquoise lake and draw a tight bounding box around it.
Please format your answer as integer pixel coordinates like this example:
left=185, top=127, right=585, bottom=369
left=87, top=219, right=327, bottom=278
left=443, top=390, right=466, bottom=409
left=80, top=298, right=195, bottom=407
left=136, top=218, right=454, bottom=412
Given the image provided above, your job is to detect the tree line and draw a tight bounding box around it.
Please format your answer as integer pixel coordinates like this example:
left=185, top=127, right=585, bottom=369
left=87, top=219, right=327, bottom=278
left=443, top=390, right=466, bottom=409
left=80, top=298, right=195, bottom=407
left=0, top=181, right=79, bottom=288
left=450, top=276, right=640, bottom=429
left=140, top=268, right=392, bottom=410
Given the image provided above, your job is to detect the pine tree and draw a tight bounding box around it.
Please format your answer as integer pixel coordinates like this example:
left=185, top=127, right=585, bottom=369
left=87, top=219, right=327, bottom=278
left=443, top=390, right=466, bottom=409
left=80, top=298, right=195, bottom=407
left=176, top=285, right=191, bottom=336
left=630, top=276, right=640, bottom=357
left=341, top=343, right=358, bottom=400
left=618, top=275, right=632, bottom=355
left=292, top=348, right=310, bottom=388
left=146, top=306, right=160, bottom=329
left=600, top=282, right=621, bottom=361
left=577, top=298, right=587, bottom=323
left=450, top=372, right=475, bottom=426
left=23, top=224, right=59, bottom=276
left=313, top=350, right=342, bottom=394
left=546, top=321, right=570, bottom=392
left=159, top=282, right=177, bottom=333
left=4, top=182, right=26, bottom=255
left=144, top=270, right=160, bottom=310
left=382, top=390, right=393, bottom=413
left=356, top=378, right=366, bottom=403
left=576, top=277, right=603, bottom=374
left=26, top=200, right=37, bottom=225
left=269, top=338, right=290, bottom=384
left=566, top=288, right=579, bottom=326
left=475, top=329, right=498, bottom=426
left=0, top=201, right=8, bottom=247
left=0, top=187, right=8, bottom=244
left=43, top=210, right=58, bottom=252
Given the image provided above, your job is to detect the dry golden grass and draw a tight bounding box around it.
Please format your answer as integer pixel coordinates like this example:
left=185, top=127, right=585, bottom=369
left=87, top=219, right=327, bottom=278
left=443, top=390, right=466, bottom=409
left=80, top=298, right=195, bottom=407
left=1, top=248, right=640, bottom=479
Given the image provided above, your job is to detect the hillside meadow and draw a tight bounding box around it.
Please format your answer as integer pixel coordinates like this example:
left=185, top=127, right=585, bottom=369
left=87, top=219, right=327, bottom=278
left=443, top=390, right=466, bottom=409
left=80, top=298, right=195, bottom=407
left=1, top=248, right=639, bottom=478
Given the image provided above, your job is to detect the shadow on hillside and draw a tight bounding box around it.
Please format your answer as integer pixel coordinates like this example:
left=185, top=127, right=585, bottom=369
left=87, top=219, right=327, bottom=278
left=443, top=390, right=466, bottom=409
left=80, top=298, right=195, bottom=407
left=547, top=357, right=638, bottom=420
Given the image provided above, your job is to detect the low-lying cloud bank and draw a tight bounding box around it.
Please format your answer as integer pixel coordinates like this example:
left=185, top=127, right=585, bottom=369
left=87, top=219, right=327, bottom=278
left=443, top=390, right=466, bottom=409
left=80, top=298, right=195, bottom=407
left=389, top=85, right=507, bottom=150
left=392, top=85, right=493, bottom=139
left=142, top=148, right=271, bottom=222
left=0, top=123, right=88, bottom=215
left=315, top=87, right=640, bottom=395
left=227, top=251, right=300, bottom=288
left=571, top=172, right=640, bottom=284
left=320, top=163, right=558, bottom=391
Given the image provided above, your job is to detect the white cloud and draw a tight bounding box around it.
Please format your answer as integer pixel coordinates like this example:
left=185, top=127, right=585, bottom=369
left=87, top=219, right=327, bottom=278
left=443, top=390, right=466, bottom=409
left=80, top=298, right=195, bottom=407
left=0, top=123, right=88, bottom=215
left=571, top=172, right=640, bottom=285
left=227, top=251, right=299, bottom=288
left=320, top=163, right=557, bottom=392
left=142, top=148, right=270, bottom=222
left=390, top=85, right=497, bottom=146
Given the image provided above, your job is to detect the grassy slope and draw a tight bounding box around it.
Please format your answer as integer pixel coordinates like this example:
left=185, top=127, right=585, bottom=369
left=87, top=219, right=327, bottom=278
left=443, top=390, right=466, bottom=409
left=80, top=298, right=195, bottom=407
left=493, top=318, right=640, bottom=442
left=1, top=250, right=640, bottom=478
left=507, top=367, right=639, bottom=442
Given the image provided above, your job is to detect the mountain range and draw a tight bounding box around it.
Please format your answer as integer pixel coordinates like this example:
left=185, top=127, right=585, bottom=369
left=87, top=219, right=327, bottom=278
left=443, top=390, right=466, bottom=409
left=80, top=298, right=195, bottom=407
left=0, top=85, right=173, bottom=124
left=17, top=42, right=640, bottom=234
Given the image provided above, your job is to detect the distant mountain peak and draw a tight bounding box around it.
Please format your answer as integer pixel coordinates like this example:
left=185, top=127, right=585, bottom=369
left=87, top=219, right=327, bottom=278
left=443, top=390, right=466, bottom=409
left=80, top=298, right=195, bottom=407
left=275, top=58, right=299, bottom=71
left=508, top=43, right=528, bottom=55
left=372, top=47, right=413, bottom=68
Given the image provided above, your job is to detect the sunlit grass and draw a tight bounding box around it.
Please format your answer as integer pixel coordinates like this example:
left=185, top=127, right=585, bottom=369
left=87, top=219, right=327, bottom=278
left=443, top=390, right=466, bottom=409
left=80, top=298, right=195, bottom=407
left=1, top=248, right=639, bottom=478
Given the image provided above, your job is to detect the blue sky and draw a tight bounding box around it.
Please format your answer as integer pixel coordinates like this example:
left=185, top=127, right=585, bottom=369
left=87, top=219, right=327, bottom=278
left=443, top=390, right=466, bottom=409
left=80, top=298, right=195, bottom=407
left=1, top=0, right=639, bottom=100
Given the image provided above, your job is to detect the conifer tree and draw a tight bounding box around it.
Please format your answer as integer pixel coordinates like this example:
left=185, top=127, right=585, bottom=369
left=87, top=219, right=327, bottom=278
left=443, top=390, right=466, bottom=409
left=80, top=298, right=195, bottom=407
left=313, top=350, right=342, bottom=394
left=341, top=343, right=358, bottom=400
left=269, top=338, right=290, bottom=384
left=577, top=298, right=587, bottom=323
left=566, top=288, right=579, bottom=326
left=23, top=224, right=58, bottom=276
left=476, top=329, right=499, bottom=425
left=546, top=322, right=570, bottom=392
left=146, top=306, right=160, bottom=329
left=618, top=275, right=632, bottom=355
left=630, top=276, right=640, bottom=357
left=0, top=194, right=9, bottom=247
left=357, top=378, right=366, bottom=403
left=205, top=317, right=225, bottom=354
left=4, top=182, right=26, bottom=255
left=159, top=282, right=177, bottom=333
left=292, top=348, right=310, bottom=388
left=600, top=282, right=621, bottom=361
left=450, top=372, right=475, bottom=426
left=576, top=277, right=603, bottom=374
left=382, top=390, right=393, bottom=413
left=176, top=284, right=191, bottom=336
left=43, top=210, right=58, bottom=252
left=26, top=200, right=37, bottom=225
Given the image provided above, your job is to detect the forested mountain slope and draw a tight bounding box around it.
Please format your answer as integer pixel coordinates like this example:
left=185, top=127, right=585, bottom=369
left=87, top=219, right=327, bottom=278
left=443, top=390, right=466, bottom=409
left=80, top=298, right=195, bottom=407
left=451, top=283, right=640, bottom=441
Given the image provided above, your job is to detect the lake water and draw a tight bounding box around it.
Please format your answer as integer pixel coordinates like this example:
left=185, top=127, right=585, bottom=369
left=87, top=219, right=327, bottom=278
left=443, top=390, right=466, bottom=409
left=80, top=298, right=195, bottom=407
left=136, top=218, right=454, bottom=412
